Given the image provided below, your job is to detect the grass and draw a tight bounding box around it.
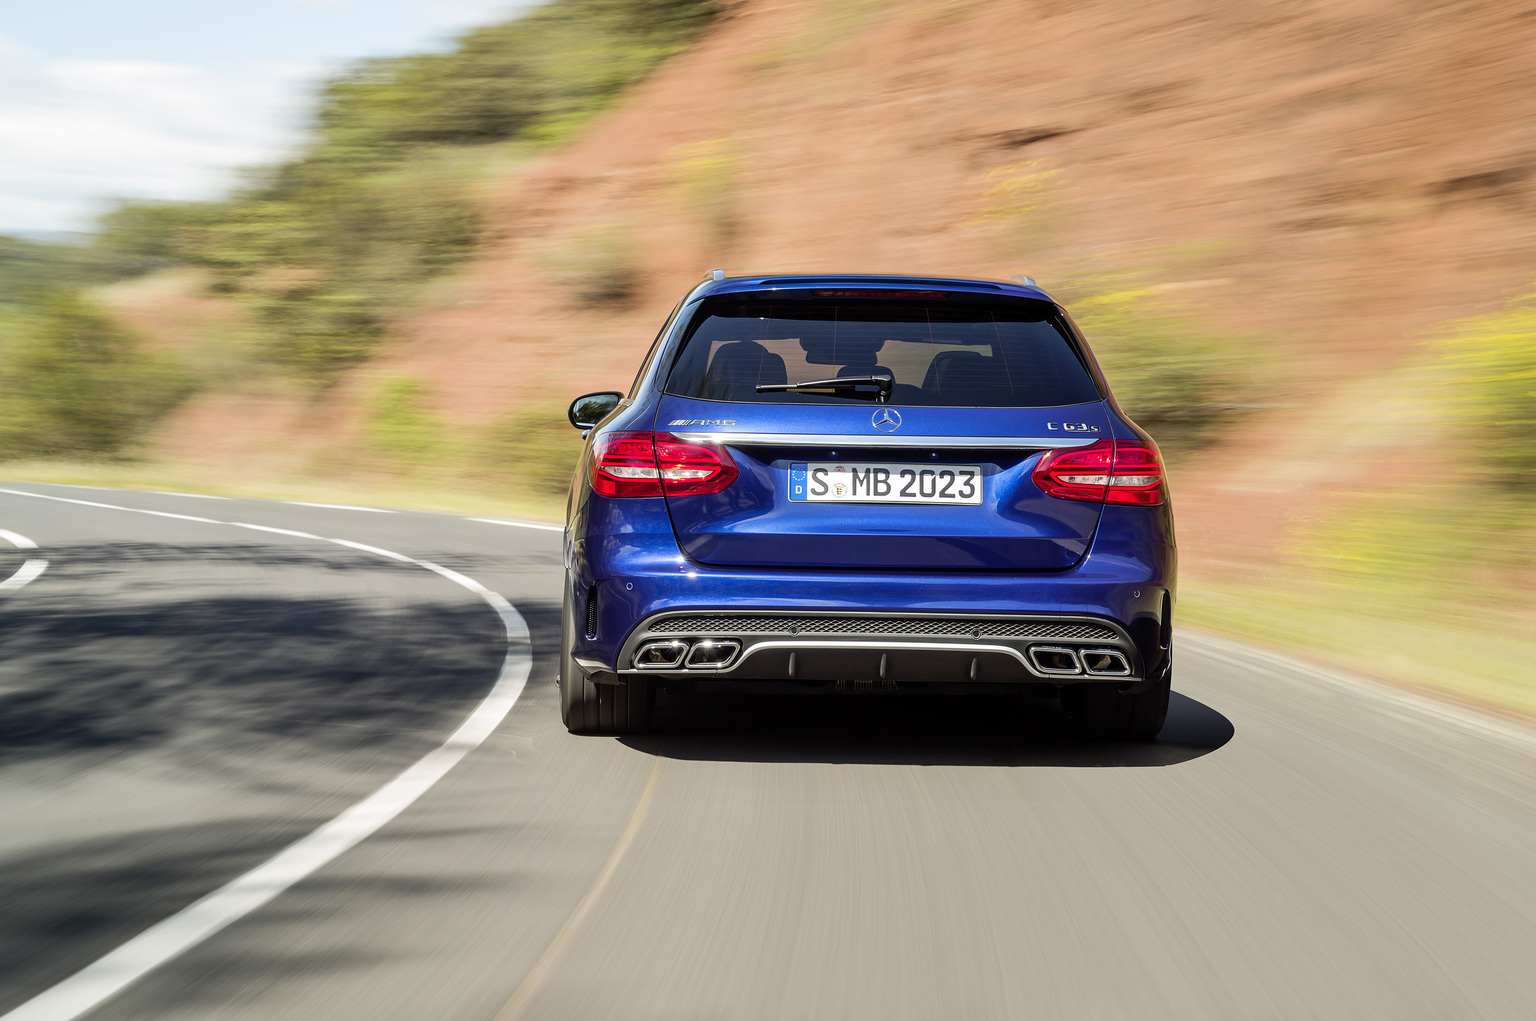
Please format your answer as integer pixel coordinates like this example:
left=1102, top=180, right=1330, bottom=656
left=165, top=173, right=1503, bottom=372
left=1178, top=292, right=1536, bottom=722
left=1182, top=576, right=1536, bottom=719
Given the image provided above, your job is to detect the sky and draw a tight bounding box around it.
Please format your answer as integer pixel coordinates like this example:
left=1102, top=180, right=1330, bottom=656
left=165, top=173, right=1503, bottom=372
left=0, top=0, right=534, bottom=236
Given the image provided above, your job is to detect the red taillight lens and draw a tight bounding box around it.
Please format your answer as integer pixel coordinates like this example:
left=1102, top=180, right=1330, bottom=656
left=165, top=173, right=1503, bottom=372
left=1032, top=438, right=1166, bottom=506
left=591, top=431, right=663, bottom=498
left=590, top=431, right=739, bottom=499
left=654, top=432, right=740, bottom=496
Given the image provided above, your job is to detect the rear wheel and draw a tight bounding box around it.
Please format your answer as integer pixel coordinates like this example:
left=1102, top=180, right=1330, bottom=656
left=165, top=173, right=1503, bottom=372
left=559, top=581, right=653, bottom=734
left=1061, top=664, right=1170, bottom=741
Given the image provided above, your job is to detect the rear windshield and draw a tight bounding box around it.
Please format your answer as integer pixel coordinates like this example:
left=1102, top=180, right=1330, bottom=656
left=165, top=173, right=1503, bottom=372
left=662, top=298, right=1101, bottom=407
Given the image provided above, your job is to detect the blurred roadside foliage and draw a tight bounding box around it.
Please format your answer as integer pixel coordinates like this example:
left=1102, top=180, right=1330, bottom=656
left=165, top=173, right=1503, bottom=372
left=0, top=291, right=194, bottom=458
left=0, top=235, right=151, bottom=304
left=477, top=403, right=586, bottom=497
left=360, top=375, right=582, bottom=498
left=1204, top=286, right=1536, bottom=713
left=1296, top=286, right=1536, bottom=588
left=1438, top=288, right=1536, bottom=490
left=668, top=137, right=743, bottom=248
left=63, top=0, right=720, bottom=388
left=1052, top=275, right=1255, bottom=455
left=539, top=223, right=641, bottom=307
left=968, top=161, right=1061, bottom=257
left=365, top=376, right=443, bottom=467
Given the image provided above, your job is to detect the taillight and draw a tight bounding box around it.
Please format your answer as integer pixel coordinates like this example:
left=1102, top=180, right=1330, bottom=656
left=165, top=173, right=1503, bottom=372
left=654, top=432, right=740, bottom=496
left=1033, top=438, right=1166, bottom=506
left=590, top=431, right=739, bottom=499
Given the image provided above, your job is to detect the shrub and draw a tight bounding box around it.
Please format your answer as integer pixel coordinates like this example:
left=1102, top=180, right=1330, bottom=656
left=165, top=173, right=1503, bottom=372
left=477, top=404, right=586, bottom=497
left=1055, top=276, right=1250, bottom=454
left=364, top=376, right=442, bottom=467
left=86, top=0, right=722, bottom=387
left=540, top=224, right=640, bottom=307
left=1439, top=289, right=1536, bottom=491
left=0, top=291, right=194, bottom=459
left=668, top=137, right=743, bottom=248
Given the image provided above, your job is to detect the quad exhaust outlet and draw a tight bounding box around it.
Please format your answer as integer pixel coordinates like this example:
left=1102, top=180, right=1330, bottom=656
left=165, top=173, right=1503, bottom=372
left=1026, top=645, right=1131, bottom=677
left=634, top=638, right=741, bottom=671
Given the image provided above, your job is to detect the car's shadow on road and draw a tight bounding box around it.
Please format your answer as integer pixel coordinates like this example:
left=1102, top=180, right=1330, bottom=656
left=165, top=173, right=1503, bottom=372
left=623, top=689, right=1233, bottom=767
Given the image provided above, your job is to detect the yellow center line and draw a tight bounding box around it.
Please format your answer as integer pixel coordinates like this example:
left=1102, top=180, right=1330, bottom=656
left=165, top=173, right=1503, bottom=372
left=494, top=755, right=664, bottom=1020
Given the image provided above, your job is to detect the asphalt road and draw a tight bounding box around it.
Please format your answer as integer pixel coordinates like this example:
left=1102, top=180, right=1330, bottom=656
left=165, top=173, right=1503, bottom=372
left=2, top=481, right=1535, bottom=1021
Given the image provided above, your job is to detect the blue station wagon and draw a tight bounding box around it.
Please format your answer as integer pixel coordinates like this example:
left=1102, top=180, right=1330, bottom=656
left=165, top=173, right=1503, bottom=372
left=560, top=272, right=1175, bottom=739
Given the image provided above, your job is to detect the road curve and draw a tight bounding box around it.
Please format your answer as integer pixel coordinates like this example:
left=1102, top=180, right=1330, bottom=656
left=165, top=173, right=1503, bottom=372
left=2, top=482, right=1535, bottom=1021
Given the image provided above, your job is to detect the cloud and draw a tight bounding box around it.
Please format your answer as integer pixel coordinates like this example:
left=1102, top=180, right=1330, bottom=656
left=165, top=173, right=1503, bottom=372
left=0, top=36, right=307, bottom=233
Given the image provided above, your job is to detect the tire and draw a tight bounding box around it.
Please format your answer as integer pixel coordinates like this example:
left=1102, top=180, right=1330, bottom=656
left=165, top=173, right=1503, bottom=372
left=559, top=579, right=653, bottom=735
left=1060, top=655, right=1171, bottom=741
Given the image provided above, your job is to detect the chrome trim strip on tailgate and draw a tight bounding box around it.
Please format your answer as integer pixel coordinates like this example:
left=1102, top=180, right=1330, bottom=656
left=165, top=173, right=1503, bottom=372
left=667, top=432, right=1098, bottom=449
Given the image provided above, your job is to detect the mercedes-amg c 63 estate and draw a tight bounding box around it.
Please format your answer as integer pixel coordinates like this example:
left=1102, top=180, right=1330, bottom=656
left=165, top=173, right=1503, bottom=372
left=559, top=272, right=1175, bottom=739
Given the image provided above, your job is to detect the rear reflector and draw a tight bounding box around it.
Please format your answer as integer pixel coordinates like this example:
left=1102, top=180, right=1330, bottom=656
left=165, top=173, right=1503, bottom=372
left=1032, top=438, right=1166, bottom=506
left=591, top=431, right=740, bottom=499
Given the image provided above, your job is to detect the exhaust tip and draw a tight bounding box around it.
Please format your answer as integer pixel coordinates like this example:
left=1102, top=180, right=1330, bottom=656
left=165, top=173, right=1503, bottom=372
left=1080, top=649, right=1131, bottom=676
left=633, top=639, right=689, bottom=669
left=685, top=639, right=741, bottom=669
left=1027, top=645, right=1082, bottom=676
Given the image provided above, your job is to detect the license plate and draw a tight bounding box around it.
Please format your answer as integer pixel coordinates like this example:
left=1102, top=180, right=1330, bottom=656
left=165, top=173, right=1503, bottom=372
left=788, top=462, right=982, bottom=504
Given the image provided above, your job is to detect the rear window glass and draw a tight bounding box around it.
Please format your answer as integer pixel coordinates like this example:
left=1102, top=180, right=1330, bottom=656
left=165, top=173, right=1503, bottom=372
left=662, top=298, right=1101, bottom=407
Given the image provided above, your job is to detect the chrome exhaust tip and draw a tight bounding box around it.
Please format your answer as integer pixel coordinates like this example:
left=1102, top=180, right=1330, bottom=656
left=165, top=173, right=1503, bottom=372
left=1080, top=648, right=1132, bottom=676
left=633, top=639, right=689, bottom=669
left=684, top=639, right=741, bottom=669
left=1027, top=645, right=1083, bottom=676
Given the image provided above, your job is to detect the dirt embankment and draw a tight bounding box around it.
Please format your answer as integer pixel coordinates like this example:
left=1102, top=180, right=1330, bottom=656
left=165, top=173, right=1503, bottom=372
left=150, top=0, right=1536, bottom=572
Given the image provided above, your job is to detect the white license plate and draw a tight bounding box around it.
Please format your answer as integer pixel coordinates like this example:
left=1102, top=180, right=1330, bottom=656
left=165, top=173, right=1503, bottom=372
left=788, top=462, right=982, bottom=504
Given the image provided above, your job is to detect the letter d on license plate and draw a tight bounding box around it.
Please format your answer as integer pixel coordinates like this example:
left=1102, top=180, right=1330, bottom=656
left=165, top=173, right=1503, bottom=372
left=788, top=462, right=982, bottom=504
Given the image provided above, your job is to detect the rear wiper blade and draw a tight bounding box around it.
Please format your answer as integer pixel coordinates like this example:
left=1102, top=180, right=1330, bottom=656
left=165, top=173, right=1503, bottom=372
left=756, top=374, right=893, bottom=403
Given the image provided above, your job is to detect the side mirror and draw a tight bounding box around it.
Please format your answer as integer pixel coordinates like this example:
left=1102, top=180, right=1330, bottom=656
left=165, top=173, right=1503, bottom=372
left=568, top=391, right=624, bottom=430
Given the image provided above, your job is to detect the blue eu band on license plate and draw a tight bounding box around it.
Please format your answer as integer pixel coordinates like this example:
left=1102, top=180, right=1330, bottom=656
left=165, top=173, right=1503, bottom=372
left=789, top=462, right=983, bottom=504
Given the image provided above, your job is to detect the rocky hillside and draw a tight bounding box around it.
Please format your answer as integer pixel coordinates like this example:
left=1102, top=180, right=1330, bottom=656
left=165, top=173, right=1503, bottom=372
left=138, top=0, right=1536, bottom=582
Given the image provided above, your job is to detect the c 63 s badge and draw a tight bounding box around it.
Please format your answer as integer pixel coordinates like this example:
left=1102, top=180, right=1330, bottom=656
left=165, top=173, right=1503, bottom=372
left=1046, top=422, right=1100, bottom=432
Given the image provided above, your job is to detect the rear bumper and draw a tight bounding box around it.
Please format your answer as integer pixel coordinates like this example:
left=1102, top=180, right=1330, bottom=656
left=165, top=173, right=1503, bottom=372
left=569, top=502, right=1176, bottom=685
left=613, top=610, right=1139, bottom=684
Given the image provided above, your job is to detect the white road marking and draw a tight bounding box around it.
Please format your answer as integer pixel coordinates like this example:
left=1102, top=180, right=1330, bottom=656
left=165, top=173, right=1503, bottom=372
left=0, top=558, right=47, bottom=593
left=0, top=528, right=38, bottom=549
left=286, top=501, right=395, bottom=513
left=470, top=516, right=563, bottom=532
left=146, top=491, right=232, bottom=500
left=232, top=522, right=320, bottom=539
left=141, top=511, right=220, bottom=524
left=0, top=487, right=535, bottom=1021
left=328, top=538, right=413, bottom=563
left=0, top=528, right=47, bottom=594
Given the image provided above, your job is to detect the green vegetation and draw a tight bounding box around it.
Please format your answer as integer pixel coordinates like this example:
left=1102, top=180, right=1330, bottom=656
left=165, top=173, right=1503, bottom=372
left=668, top=137, right=743, bottom=249
left=0, top=0, right=719, bottom=465
left=1439, top=287, right=1536, bottom=491
left=968, top=161, right=1061, bottom=258
left=359, top=375, right=582, bottom=499
left=1184, top=288, right=1536, bottom=716
left=0, top=234, right=150, bottom=305
left=477, top=403, right=587, bottom=498
left=1054, top=275, right=1254, bottom=455
left=365, top=376, right=444, bottom=468
left=0, top=291, right=194, bottom=459
left=147, top=0, right=720, bottom=386
left=540, top=223, right=641, bottom=307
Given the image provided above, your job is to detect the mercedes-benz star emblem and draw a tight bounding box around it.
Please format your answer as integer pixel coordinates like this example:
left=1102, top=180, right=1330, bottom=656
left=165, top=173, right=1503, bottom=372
left=871, top=408, right=902, bottom=432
